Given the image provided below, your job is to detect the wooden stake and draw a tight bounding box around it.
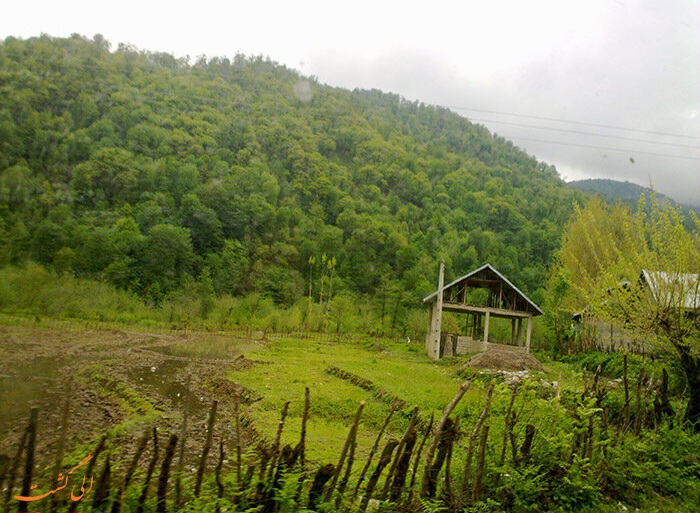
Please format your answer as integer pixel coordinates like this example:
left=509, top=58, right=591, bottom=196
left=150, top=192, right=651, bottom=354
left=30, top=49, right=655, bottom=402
left=234, top=391, right=242, bottom=485
left=406, top=413, right=433, bottom=508
left=422, top=381, right=470, bottom=497
left=213, top=441, right=225, bottom=512
left=91, top=454, right=112, bottom=512
left=4, top=414, right=30, bottom=513
left=471, top=425, right=490, bottom=503
left=299, top=387, right=310, bottom=469
left=462, top=383, right=494, bottom=496
left=307, top=464, right=335, bottom=511
left=49, top=378, right=72, bottom=513
left=136, top=428, right=159, bottom=513
left=174, top=373, right=191, bottom=508
left=357, top=439, right=399, bottom=513
left=195, top=399, right=218, bottom=497
left=156, top=434, right=178, bottom=513
left=499, top=384, right=519, bottom=467
left=17, top=408, right=38, bottom=513
left=324, top=401, right=364, bottom=503
left=112, top=428, right=149, bottom=513
left=354, top=402, right=400, bottom=498
left=380, top=405, right=419, bottom=499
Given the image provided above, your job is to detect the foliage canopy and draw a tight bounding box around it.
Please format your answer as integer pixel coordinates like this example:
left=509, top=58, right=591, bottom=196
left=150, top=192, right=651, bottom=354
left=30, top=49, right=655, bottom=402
left=0, top=34, right=580, bottom=321
left=552, top=194, right=700, bottom=428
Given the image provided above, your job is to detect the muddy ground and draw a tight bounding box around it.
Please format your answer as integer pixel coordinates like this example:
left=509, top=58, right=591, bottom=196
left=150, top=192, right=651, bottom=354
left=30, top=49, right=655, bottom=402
left=0, top=324, right=267, bottom=476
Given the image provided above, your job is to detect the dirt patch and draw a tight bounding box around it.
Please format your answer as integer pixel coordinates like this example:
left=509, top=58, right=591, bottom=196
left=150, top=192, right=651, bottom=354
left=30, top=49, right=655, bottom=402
left=0, top=324, right=266, bottom=476
left=461, top=348, right=545, bottom=372
left=210, top=378, right=263, bottom=404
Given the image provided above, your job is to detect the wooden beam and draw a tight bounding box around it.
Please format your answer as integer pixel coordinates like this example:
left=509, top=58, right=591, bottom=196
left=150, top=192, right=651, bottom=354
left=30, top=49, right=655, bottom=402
left=441, top=303, right=533, bottom=319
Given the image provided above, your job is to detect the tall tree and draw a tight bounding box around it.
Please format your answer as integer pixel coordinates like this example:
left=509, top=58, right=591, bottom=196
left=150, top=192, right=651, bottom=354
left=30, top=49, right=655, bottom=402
left=554, top=194, right=700, bottom=429
left=71, top=147, right=138, bottom=208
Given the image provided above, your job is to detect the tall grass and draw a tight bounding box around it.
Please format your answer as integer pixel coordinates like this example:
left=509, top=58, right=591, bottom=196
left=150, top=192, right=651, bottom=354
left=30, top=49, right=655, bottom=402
left=0, top=264, right=435, bottom=339
left=0, top=264, right=152, bottom=323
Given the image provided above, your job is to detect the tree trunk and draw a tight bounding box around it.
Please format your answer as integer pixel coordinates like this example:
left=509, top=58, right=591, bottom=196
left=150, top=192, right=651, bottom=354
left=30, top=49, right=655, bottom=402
left=677, top=343, right=700, bottom=431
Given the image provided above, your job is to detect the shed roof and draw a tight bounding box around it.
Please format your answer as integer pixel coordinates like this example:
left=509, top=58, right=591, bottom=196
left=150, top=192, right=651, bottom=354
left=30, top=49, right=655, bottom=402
left=641, top=269, right=700, bottom=311
left=423, top=263, right=544, bottom=316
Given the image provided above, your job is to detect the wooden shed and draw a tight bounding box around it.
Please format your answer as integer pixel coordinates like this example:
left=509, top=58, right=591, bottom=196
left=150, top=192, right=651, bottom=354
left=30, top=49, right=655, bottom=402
left=423, top=263, right=544, bottom=360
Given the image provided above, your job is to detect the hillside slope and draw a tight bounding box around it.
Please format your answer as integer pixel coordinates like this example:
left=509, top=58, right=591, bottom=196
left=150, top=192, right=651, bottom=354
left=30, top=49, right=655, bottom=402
left=568, top=178, right=699, bottom=219
left=0, top=34, right=582, bottom=310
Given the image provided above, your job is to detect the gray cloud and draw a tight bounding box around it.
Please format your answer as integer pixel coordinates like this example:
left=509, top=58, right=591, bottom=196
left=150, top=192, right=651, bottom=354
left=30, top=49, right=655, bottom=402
left=5, top=1, right=698, bottom=204
left=307, top=2, right=700, bottom=205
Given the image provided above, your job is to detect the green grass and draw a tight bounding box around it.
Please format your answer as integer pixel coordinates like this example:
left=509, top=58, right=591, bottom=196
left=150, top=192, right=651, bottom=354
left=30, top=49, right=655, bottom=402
left=223, top=336, right=505, bottom=463
left=4, top=321, right=696, bottom=512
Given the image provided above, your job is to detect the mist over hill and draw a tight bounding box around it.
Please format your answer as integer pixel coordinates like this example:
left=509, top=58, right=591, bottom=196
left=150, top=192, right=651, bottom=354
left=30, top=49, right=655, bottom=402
left=568, top=178, right=699, bottom=214
left=0, top=34, right=585, bottom=310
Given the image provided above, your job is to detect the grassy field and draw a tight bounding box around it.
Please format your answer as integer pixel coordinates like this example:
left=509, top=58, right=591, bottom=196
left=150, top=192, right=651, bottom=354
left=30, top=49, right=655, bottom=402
left=1, top=320, right=697, bottom=513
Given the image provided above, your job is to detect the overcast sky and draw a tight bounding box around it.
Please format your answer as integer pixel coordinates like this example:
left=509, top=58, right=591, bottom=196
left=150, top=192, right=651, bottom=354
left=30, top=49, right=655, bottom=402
left=3, top=1, right=699, bottom=205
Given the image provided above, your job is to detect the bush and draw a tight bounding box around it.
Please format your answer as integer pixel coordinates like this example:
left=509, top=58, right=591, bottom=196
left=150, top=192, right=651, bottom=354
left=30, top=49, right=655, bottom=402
left=0, top=264, right=149, bottom=321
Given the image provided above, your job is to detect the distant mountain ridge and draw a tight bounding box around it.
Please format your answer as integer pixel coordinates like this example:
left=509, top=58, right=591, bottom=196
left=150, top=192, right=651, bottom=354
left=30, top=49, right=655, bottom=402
left=567, top=179, right=698, bottom=212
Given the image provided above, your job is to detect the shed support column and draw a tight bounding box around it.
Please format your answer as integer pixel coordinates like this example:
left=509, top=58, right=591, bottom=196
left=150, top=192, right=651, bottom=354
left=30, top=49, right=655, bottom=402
left=510, top=319, right=516, bottom=344
left=425, top=304, right=434, bottom=354
left=484, top=310, right=490, bottom=345
left=427, top=261, right=445, bottom=360
left=525, top=315, right=532, bottom=354
left=517, top=318, right=523, bottom=346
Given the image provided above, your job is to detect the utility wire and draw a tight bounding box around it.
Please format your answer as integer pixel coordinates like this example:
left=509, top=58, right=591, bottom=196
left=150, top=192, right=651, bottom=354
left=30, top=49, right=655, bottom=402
left=469, top=118, right=700, bottom=150
left=505, top=136, right=700, bottom=161
left=446, top=105, right=700, bottom=140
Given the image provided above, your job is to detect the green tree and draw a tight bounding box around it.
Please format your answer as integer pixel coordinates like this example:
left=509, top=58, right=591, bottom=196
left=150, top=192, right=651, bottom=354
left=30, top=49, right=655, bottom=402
left=555, top=194, right=700, bottom=429
left=205, top=239, right=249, bottom=295
left=178, top=193, right=223, bottom=254
left=0, top=35, right=579, bottom=315
left=140, top=223, right=195, bottom=300
left=71, top=147, right=138, bottom=207
left=31, top=220, right=66, bottom=265
left=104, top=215, right=145, bottom=290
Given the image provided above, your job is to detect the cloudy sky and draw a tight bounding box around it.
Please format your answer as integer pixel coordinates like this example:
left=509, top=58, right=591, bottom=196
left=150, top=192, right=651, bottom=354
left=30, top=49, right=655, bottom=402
left=4, top=0, right=699, bottom=204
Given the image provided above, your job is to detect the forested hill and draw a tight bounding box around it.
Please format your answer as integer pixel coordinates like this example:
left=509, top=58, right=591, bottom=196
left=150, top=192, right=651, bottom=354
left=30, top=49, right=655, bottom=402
left=568, top=178, right=655, bottom=202
left=568, top=179, right=698, bottom=214
left=0, top=34, right=581, bottom=308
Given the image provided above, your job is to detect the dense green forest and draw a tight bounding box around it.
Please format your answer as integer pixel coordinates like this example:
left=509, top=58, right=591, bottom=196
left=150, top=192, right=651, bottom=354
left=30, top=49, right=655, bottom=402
left=0, top=34, right=581, bottom=331
left=568, top=178, right=700, bottom=219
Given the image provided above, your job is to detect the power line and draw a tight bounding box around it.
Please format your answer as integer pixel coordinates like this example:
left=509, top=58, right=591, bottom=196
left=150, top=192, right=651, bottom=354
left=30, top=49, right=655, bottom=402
left=505, top=135, right=700, bottom=161
left=469, top=118, right=700, bottom=150
left=446, top=105, right=700, bottom=141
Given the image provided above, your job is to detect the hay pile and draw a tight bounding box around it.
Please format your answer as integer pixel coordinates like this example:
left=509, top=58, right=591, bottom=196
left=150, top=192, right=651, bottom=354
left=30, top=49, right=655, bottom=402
left=462, top=348, right=545, bottom=372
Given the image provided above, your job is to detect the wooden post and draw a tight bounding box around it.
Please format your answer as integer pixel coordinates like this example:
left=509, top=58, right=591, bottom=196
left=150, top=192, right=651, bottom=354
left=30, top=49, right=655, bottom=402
left=18, top=408, right=39, bottom=513
left=517, top=318, right=523, bottom=346
left=194, top=400, right=217, bottom=497
left=510, top=319, right=516, bottom=345
left=427, top=261, right=445, bottom=360
left=425, top=304, right=434, bottom=354
left=471, top=425, right=490, bottom=503
left=525, top=316, right=532, bottom=353
left=483, top=311, right=490, bottom=345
